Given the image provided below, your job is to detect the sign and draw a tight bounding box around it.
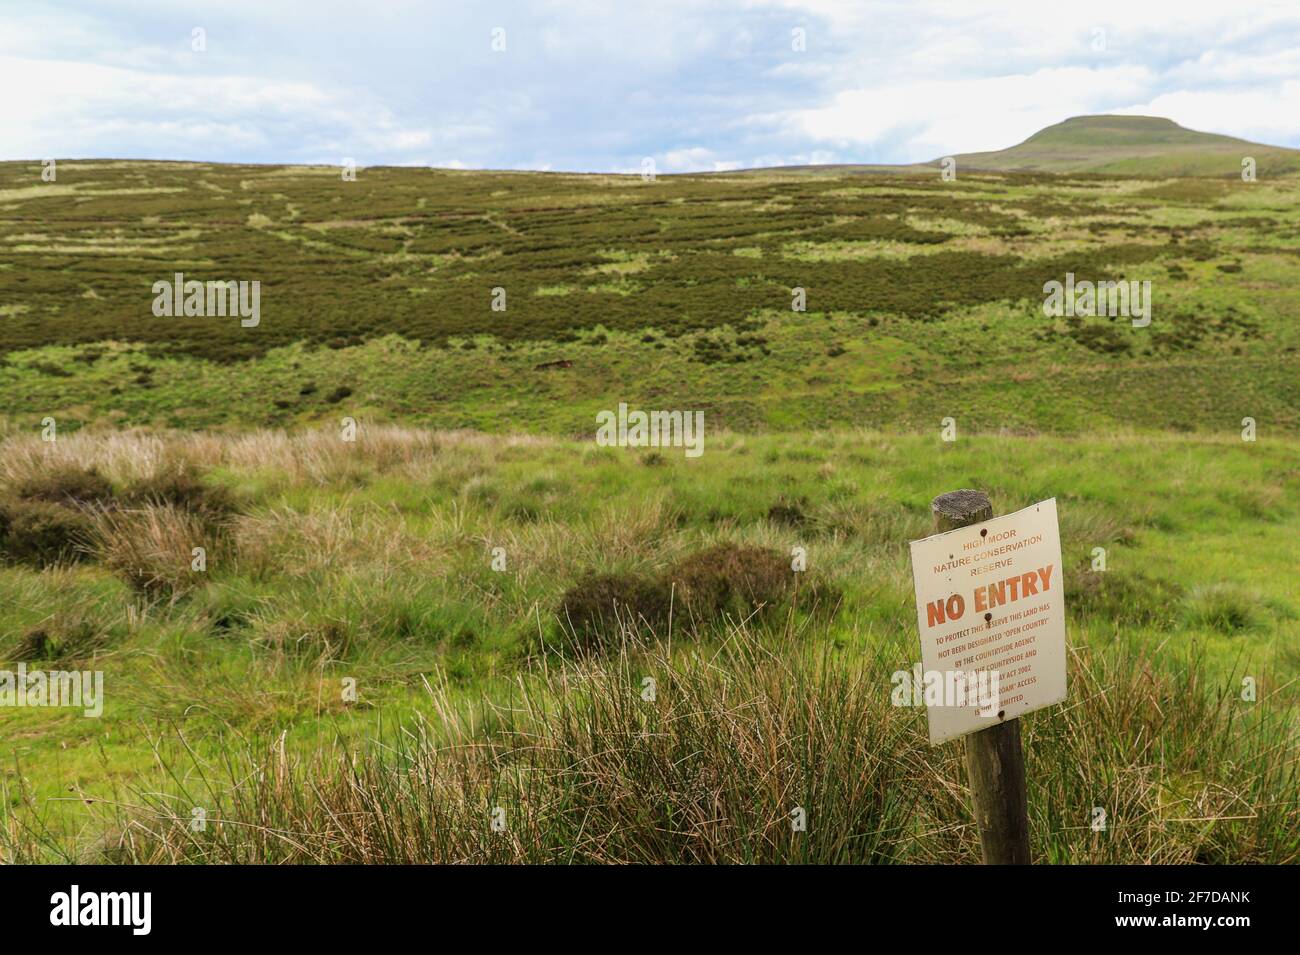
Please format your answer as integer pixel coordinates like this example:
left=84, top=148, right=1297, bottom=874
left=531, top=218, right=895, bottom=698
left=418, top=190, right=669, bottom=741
left=908, top=499, right=1067, bottom=745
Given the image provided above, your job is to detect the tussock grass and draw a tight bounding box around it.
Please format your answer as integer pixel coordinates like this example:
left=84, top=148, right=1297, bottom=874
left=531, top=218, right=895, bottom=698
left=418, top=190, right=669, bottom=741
left=4, top=626, right=1293, bottom=865
left=86, top=504, right=213, bottom=601
left=0, top=431, right=176, bottom=488
left=1182, top=584, right=1266, bottom=634
left=232, top=504, right=448, bottom=580
left=0, top=425, right=1295, bottom=863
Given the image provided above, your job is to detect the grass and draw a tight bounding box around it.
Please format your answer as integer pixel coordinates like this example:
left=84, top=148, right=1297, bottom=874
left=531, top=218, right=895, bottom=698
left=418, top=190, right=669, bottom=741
left=3, top=623, right=1295, bottom=865
left=1, top=158, right=1298, bottom=435
left=0, top=426, right=1296, bottom=862
left=0, top=147, right=1296, bottom=864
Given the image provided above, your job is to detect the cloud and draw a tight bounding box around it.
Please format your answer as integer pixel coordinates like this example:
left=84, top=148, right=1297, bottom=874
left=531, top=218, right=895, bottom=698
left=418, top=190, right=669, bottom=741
left=780, top=66, right=1156, bottom=161
left=0, top=52, right=449, bottom=165
left=2, top=0, right=1299, bottom=170
left=1116, top=83, right=1300, bottom=143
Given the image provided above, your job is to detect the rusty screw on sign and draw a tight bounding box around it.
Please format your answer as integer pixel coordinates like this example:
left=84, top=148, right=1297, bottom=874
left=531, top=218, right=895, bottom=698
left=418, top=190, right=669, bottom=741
left=932, top=489, right=1031, bottom=865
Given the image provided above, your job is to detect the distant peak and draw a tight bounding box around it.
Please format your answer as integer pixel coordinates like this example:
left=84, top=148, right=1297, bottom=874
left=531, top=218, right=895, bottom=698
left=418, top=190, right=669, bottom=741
left=1018, top=114, right=1241, bottom=149
left=943, top=113, right=1298, bottom=176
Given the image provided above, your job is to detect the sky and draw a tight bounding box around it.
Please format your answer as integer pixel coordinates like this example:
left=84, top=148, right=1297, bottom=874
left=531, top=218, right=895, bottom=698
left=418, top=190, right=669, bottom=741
left=4, top=0, right=1300, bottom=172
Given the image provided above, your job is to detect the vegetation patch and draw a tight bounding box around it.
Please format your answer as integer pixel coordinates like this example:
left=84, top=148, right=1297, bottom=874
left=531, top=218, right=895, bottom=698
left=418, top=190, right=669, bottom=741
left=666, top=543, right=796, bottom=621
left=0, top=499, right=94, bottom=567
left=15, top=466, right=115, bottom=506
left=10, top=617, right=108, bottom=665
left=555, top=571, right=673, bottom=655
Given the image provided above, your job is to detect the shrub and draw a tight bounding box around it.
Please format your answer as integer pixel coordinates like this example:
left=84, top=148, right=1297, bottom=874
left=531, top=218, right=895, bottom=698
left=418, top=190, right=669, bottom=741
left=555, top=544, right=808, bottom=654
left=30, top=361, right=73, bottom=377
left=122, top=463, right=238, bottom=526
left=15, top=466, right=115, bottom=506
left=556, top=572, right=673, bottom=655
left=0, top=499, right=93, bottom=566
left=1065, top=319, right=1131, bottom=355
left=665, top=543, right=795, bottom=620
left=767, top=499, right=808, bottom=527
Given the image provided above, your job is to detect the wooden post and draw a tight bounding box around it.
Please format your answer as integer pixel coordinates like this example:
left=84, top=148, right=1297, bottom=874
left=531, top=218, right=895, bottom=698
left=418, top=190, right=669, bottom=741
left=932, top=489, right=1031, bottom=865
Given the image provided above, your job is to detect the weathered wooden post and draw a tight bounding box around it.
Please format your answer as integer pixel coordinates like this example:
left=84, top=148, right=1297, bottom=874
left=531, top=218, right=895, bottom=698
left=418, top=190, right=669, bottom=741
left=932, top=489, right=1031, bottom=865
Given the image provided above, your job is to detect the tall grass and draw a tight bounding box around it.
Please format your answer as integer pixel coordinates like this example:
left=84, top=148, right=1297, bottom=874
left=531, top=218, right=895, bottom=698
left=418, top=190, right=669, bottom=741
left=1, top=426, right=1295, bottom=864
left=86, top=504, right=213, bottom=601
left=5, top=624, right=1293, bottom=865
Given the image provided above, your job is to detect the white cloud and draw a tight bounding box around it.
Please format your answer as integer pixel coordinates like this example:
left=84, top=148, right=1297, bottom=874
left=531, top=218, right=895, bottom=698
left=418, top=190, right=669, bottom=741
left=781, top=66, right=1155, bottom=160
left=1116, top=83, right=1300, bottom=143
left=2, top=0, right=1299, bottom=169
left=0, top=53, right=446, bottom=163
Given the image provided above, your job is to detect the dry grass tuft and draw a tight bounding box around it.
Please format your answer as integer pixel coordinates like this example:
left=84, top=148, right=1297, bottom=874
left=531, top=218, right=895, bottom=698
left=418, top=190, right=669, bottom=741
left=0, top=431, right=177, bottom=487
left=86, top=504, right=214, bottom=601
left=218, top=426, right=442, bottom=485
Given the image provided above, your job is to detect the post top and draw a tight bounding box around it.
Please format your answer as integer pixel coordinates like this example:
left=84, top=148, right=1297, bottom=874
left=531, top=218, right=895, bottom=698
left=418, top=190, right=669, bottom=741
left=931, top=489, right=993, bottom=528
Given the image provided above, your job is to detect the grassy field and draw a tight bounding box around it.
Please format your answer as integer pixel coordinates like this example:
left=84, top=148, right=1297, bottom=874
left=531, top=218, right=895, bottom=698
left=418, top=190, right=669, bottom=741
left=0, top=148, right=1296, bottom=863
left=0, top=427, right=1296, bottom=862
left=2, top=155, right=1299, bottom=436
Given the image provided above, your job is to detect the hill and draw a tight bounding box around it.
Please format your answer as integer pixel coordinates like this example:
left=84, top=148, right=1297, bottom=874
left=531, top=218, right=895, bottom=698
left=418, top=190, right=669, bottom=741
left=945, top=115, right=1300, bottom=176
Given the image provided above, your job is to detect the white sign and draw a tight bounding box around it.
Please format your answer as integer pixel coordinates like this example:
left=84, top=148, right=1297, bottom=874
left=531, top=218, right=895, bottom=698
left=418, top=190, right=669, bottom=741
left=908, top=499, right=1067, bottom=745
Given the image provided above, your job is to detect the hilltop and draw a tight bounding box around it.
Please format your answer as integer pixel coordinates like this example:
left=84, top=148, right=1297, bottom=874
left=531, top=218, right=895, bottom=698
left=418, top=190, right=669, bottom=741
left=944, top=115, right=1300, bottom=176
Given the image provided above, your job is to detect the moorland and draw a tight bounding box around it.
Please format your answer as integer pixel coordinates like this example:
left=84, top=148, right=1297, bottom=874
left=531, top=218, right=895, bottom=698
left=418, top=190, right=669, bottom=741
left=1, top=116, right=1296, bottom=863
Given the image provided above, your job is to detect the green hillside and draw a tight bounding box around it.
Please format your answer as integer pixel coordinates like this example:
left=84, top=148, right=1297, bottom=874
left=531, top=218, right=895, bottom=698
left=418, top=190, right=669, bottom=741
left=947, top=115, right=1300, bottom=176
left=2, top=155, right=1298, bottom=437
